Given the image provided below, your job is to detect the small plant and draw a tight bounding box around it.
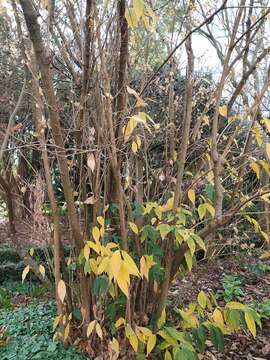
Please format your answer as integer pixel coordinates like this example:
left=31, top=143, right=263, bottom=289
left=218, top=274, right=245, bottom=302
left=0, top=288, right=13, bottom=310
left=248, top=262, right=270, bottom=275
left=256, top=300, right=270, bottom=319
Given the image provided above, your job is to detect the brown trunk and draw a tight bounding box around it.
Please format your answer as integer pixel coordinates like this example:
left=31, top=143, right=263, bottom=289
left=19, top=0, right=91, bottom=327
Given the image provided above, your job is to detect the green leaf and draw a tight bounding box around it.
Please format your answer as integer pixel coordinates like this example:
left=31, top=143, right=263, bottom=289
left=174, top=348, right=198, bottom=360
left=157, top=224, right=172, bottom=240
left=209, top=325, right=224, bottom=352
left=192, top=325, right=206, bottom=353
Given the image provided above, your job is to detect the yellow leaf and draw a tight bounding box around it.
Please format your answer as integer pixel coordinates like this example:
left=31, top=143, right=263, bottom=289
left=115, top=317, right=125, bottom=328
left=197, top=291, right=207, bottom=309
left=225, top=302, right=246, bottom=310
left=254, top=127, right=262, bottom=146
left=39, top=264, right=45, bottom=278
left=111, top=337, right=120, bottom=357
left=121, top=251, right=140, bottom=276
left=266, top=143, right=270, bottom=159
left=147, top=334, right=156, bottom=355
left=129, top=221, right=139, bottom=235
left=97, top=256, right=109, bottom=274
left=161, top=196, right=174, bottom=212
left=136, top=136, right=141, bottom=149
left=53, top=315, right=61, bottom=332
left=22, top=265, right=30, bottom=283
left=97, top=216, right=104, bottom=227
left=133, top=0, right=144, bottom=18
left=205, top=202, right=215, bottom=217
left=63, top=323, right=70, bottom=341
left=157, top=307, right=166, bottom=329
left=198, top=203, right=206, bottom=220
left=188, top=189, right=195, bottom=206
left=140, top=256, right=149, bottom=280
left=184, top=250, right=193, bottom=271
left=132, top=141, right=138, bottom=153
left=187, top=237, right=196, bottom=257
left=250, top=162, right=260, bottom=179
left=263, top=118, right=270, bottom=132
left=260, top=251, right=270, bottom=259
left=57, top=280, right=66, bottom=303
left=87, top=153, right=95, bottom=172
left=110, top=250, right=122, bottom=279
left=129, top=334, right=138, bottom=352
left=29, top=248, right=34, bottom=256
left=87, top=320, right=96, bottom=337
left=88, top=241, right=100, bottom=254
left=213, top=308, right=224, bottom=327
left=125, top=8, right=139, bottom=27
left=83, top=244, right=90, bottom=260
left=203, top=115, right=209, bottom=125
left=245, top=311, right=256, bottom=338
left=92, top=226, right=100, bottom=242
left=135, top=97, right=147, bottom=108
left=123, top=117, right=137, bottom=142
left=219, top=105, right=227, bottom=117
left=164, top=350, right=172, bottom=360
left=116, top=264, right=130, bottom=297
left=96, top=322, right=103, bottom=339
left=136, top=326, right=152, bottom=337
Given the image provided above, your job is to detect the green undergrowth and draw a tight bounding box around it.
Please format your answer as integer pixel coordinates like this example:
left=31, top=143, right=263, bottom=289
left=0, top=301, right=87, bottom=360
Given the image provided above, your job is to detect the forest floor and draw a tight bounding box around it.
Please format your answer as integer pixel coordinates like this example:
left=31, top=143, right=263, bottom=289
left=0, top=219, right=270, bottom=359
